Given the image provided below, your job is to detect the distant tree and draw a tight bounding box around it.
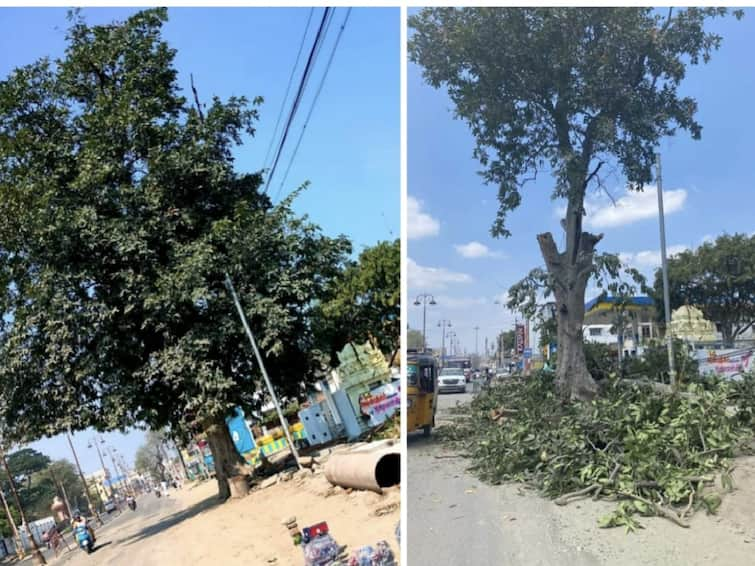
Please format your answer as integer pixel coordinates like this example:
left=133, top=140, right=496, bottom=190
left=134, top=431, right=168, bottom=483
left=0, top=9, right=350, bottom=501
left=410, top=7, right=740, bottom=399
left=498, top=330, right=516, bottom=356
left=5, top=449, right=50, bottom=488
left=317, top=240, right=400, bottom=364
left=407, top=329, right=425, bottom=351
left=652, top=233, right=755, bottom=346
left=46, top=459, right=86, bottom=515
left=0, top=450, right=84, bottom=522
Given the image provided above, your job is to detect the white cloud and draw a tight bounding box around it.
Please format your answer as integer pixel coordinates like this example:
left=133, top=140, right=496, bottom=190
left=454, top=241, right=503, bottom=259
left=407, top=196, right=440, bottom=239
left=408, top=258, right=472, bottom=290
left=620, top=245, right=689, bottom=269
left=434, top=295, right=487, bottom=309
left=583, top=186, right=687, bottom=229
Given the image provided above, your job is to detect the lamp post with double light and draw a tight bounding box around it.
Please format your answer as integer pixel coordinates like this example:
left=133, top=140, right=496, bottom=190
left=437, top=319, right=452, bottom=367
left=413, top=294, right=436, bottom=351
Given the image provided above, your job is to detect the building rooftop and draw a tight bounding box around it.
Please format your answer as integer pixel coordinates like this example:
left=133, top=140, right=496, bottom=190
left=585, top=295, right=654, bottom=313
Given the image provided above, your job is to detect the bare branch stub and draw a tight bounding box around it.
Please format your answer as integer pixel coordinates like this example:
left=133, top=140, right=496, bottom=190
left=190, top=73, right=205, bottom=123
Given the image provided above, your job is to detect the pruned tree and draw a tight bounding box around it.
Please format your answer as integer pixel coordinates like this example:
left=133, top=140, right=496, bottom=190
left=652, top=233, right=755, bottom=347
left=506, top=254, right=647, bottom=377
left=409, top=7, right=741, bottom=399
left=0, top=9, right=351, bottom=500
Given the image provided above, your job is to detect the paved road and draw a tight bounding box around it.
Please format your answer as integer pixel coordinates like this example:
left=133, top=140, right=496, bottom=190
left=18, top=492, right=184, bottom=565
left=408, top=381, right=600, bottom=566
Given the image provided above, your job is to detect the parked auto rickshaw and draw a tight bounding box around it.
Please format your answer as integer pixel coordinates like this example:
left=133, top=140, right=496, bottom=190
left=407, top=350, right=437, bottom=436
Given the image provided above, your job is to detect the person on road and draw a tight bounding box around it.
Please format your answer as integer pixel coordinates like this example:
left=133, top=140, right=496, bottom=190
left=71, top=513, right=96, bottom=544
left=161, top=480, right=169, bottom=497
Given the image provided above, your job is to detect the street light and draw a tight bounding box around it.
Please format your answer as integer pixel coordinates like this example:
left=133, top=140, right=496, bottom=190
left=447, top=331, right=457, bottom=356
left=65, top=430, right=103, bottom=526
left=86, top=436, right=109, bottom=507
left=413, top=294, right=437, bottom=351
left=656, top=152, right=676, bottom=390
left=437, top=319, right=451, bottom=367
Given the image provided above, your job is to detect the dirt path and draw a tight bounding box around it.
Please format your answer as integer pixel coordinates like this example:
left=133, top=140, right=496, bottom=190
left=57, top=470, right=399, bottom=566
left=409, top=386, right=755, bottom=566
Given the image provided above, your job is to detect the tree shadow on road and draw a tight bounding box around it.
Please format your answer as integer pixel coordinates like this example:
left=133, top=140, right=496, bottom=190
left=119, top=495, right=222, bottom=547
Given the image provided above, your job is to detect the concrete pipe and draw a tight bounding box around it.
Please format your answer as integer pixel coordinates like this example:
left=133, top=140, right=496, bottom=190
left=324, top=442, right=400, bottom=493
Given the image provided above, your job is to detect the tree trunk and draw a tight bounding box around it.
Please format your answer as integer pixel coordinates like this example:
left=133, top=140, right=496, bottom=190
left=203, top=415, right=249, bottom=501
left=538, top=230, right=600, bottom=401
left=721, top=323, right=734, bottom=348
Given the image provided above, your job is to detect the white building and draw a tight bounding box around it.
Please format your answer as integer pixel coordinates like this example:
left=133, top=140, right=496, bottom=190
left=582, top=296, right=660, bottom=356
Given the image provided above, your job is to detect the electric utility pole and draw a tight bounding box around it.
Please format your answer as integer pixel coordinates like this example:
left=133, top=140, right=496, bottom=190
left=225, top=274, right=302, bottom=470
left=656, top=153, right=676, bottom=390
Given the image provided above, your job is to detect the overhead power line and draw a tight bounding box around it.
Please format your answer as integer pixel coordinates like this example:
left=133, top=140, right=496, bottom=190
left=274, top=8, right=352, bottom=202
left=262, top=8, right=315, bottom=172
left=264, top=7, right=332, bottom=194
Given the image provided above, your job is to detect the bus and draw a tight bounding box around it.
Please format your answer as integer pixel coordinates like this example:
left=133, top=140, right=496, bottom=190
left=444, top=356, right=471, bottom=370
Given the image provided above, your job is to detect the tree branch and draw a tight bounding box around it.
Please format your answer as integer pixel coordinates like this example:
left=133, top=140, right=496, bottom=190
left=190, top=73, right=205, bottom=123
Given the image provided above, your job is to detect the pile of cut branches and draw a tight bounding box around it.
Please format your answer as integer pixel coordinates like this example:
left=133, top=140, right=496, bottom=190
left=439, top=372, right=755, bottom=531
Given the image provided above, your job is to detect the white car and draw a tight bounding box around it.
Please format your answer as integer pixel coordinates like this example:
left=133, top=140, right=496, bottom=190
left=104, top=499, right=117, bottom=513
left=438, top=368, right=467, bottom=394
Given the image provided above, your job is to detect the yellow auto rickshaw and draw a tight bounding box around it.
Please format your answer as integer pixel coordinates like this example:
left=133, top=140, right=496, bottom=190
left=407, top=351, right=437, bottom=436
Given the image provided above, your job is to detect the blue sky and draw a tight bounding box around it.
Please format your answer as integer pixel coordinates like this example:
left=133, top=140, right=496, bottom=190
left=0, top=6, right=399, bottom=472
left=408, top=10, right=755, bottom=359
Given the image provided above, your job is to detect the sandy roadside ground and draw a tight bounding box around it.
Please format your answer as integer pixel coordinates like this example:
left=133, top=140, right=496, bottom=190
left=94, top=471, right=400, bottom=566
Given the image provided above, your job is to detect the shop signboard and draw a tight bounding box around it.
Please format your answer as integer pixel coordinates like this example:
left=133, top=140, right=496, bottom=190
left=696, top=349, right=754, bottom=379
left=516, top=324, right=525, bottom=354
left=358, top=381, right=400, bottom=427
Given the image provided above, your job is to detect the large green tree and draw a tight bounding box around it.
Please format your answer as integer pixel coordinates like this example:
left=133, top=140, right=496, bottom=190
left=652, top=233, right=755, bottom=346
left=409, top=7, right=740, bottom=399
left=317, top=239, right=400, bottom=364
left=0, top=9, right=350, bottom=500
left=0, top=450, right=85, bottom=525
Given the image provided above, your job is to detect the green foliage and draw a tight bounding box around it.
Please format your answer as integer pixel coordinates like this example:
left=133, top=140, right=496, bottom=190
left=583, top=342, right=619, bottom=382
left=651, top=233, right=755, bottom=346
left=0, top=503, right=20, bottom=538
left=134, top=430, right=168, bottom=481
left=730, top=373, right=755, bottom=431
left=0, top=9, right=352, bottom=444
left=0, top=452, right=85, bottom=534
left=583, top=339, right=699, bottom=384
left=407, top=329, right=424, bottom=351
left=410, top=7, right=739, bottom=399
left=409, top=7, right=740, bottom=237
left=6, top=448, right=51, bottom=483
left=440, top=373, right=753, bottom=530
left=623, top=340, right=700, bottom=383
left=316, top=240, right=400, bottom=365
left=497, top=329, right=516, bottom=354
